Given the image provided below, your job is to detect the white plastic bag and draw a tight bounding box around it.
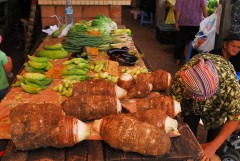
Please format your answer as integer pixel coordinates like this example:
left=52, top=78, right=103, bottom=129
left=192, top=12, right=217, bottom=52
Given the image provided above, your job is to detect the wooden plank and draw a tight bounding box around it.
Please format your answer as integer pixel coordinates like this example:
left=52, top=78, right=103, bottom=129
left=27, top=147, right=65, bottom=161
left=65, top=141, right=88, bottom=161
left=104, top=143, right=143, bottom=161
left=87, top=141, right=104, bottom=161
left=104, top=143, right=126, bottom=161
left=164, top=124, right=203, bottom=161
left=1, top=140, right=28, bottom=161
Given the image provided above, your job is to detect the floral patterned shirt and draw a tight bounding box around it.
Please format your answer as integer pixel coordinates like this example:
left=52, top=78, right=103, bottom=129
left=170, top=54, right=240, bottom=129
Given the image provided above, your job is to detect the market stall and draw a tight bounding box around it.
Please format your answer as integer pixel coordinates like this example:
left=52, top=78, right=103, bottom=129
left=0, top=15, right=203, bottom=160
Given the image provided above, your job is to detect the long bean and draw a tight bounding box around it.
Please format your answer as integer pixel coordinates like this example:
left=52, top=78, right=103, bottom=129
left=62, top=33, right=113, bottom=52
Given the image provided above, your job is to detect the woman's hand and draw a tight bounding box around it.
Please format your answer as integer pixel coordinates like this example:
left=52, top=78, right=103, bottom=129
left=200, top=142, right=218, bottom=161
left=175, top=22, right=180, bottom=31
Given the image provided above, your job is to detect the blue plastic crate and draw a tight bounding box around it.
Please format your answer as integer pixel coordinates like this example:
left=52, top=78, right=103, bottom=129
left=237, top=72, right=240, bottom=81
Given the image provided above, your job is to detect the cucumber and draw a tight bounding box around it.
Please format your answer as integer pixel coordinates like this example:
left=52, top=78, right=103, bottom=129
left=43, top=43, right=63, bottom=50
left=51, top=24, right=67, bottom=38
left=35, top=49, right=68, bottom=59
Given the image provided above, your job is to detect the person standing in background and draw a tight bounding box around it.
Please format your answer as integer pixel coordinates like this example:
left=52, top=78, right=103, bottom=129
left=174, top=0, right=207, bottom=65
left=0, top=35, right=13, bottom=101
left=210, top=32, right=240, bottom=72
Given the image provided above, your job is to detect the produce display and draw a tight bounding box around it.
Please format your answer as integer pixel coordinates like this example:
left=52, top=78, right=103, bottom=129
left=10, top=103, right=90, bottom=150
left=2, top=14, right=184, bottom=157
left=93, top=114, right=171, bottom=156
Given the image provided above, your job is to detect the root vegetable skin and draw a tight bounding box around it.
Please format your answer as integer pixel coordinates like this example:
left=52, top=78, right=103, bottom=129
left=61, top=94, right=121, bottom=121
left=128, top=109, right=178, bottom=134
left=136, top=69, right=171, bottom=91
left=136, top=95, right=181, bottom=118
left=151, top=69, right=171, bottom=91
left=73, top=79, right=127, bottom=99
left=117, top=73, right=136, bottom=91
left=93, top=114, right=171, bottom=156
left=127, top=83, right=152, bottom=98
left=10, top=103, right=90, bottom=151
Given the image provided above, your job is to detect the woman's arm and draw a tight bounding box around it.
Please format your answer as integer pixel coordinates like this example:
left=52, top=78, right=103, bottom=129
left=201, top=120, right=239, bottom=160
left=4, top=56, right=13, bottom=73
left=175, top=10, right=180, bottom=31
left=201, top=4, right=207, bottom=18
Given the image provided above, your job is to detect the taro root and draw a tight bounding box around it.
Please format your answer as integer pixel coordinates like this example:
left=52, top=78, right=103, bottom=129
left=72, top=79, right=127, bottom=99
left=117, top=73, right=136, bottom=91
left=93, top=114, right=171, bottom=156
left=136, top=69, right=171, bottom=91
left=151, top=69, right=171, bottom=91
left=128, top=109, right=179, bottom=135
left=10, top=103, right=90, bottom=151
left=135, top=95, right=181, bottom=118
left=61, top=94, right=122, bottom=121
left=127, top=82, right=153, bottom=98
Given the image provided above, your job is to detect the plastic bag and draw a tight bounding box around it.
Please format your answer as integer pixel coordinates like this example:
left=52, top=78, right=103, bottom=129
left=192, top=12, right=217, bottom=52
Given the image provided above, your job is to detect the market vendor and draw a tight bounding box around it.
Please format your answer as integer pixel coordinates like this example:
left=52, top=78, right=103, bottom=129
left=170, top=54, right=240, bottom=160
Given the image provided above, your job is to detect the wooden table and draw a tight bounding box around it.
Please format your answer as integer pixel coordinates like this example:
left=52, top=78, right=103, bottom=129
left=1, top=32, right=203, bottom=161
left=1, top=123, right=202, bottom=161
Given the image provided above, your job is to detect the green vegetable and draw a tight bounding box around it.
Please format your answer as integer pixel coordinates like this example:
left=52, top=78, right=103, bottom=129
left=62, top=69, right=88, bottom=75
left=25, top=79, right=46, bottom=90
left=25, top=66, right=46, bottom=73
left=28, top=55, right=49, bottom=62
left=112, top=29, right=132, bottom=37
left=35, top=49, right=68, bottom=59
left=23, top=73, right=45, bottom=80
left=28, top=60, right=47, bottom=69
left=20, top=83, right=42, bottom=94
left=62, top=75, right=90, bottom=81
left=51, top=24, right=67, bottom=38
left=27, top=78, right=53, bottom=86
left=43, top=43, right=63, bottom=50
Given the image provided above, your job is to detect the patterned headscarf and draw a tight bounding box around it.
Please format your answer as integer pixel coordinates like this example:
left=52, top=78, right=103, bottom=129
left=180, top=58, right=219, bottom=101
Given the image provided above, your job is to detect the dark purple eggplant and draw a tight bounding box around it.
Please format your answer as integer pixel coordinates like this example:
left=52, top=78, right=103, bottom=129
left=120, top=53, right=138, bottom=62
left=107, top=48, right=129, bottom=56
left=69, top=52, right=88, bottom=60
left=69, top=46, right=88, bottom=60
left=117, top=57, right=136, bottom=66
left=109, top=54, right=120, bottom=61
left=121, top=46, right=129, bottom=50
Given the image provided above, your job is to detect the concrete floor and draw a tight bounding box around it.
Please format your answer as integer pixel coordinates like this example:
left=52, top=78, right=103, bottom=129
left=0, top=5, right=207, bottom=158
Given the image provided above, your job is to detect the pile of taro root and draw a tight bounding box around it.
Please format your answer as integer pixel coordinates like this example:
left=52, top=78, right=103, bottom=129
left=10, top=69, right=182, bottom=157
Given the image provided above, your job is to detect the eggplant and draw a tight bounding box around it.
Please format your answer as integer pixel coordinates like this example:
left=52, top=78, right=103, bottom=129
left=120, top=53, right=138, bottom=62
left=69, top=52, right=88, bottom=60
left=117, top=57, right=136, bottom=66
left=107, top=48, right=129, bottom=56
left=109, top=54, right=119, bottom=61
left=69, top=46, right=88, bottom=60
